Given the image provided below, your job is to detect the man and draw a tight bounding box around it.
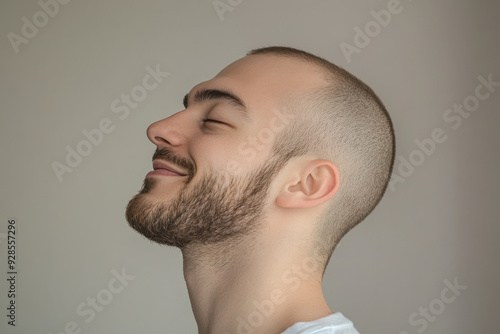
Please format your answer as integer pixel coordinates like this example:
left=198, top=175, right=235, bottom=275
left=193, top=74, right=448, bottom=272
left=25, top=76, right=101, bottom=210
left=126, top=46, right=395, bottom=333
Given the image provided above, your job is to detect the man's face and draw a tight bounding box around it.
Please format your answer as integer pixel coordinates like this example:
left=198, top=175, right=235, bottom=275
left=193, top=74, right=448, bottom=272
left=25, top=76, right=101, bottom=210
left=125, top=55, right=327, bottom=248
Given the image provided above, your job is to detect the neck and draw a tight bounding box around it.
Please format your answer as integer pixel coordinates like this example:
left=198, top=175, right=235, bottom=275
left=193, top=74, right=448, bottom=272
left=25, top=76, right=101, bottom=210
left=181, top=230, right=333, bottom=334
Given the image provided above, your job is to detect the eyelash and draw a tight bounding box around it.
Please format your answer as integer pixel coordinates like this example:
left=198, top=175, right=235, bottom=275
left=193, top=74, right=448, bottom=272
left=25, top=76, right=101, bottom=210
left=202, top=118, right=226, bottom=125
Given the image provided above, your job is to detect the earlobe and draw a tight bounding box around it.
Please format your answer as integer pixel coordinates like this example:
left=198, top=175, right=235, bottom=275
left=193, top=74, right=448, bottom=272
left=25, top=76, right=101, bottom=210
left=275, top=159, right=340, bottom=209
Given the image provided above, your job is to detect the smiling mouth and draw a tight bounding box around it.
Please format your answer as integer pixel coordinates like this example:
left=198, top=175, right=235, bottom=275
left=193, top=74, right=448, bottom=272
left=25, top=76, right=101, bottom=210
left=148, top=169, right=186, bottom=177
left=151, top=160, right=188, bottom=177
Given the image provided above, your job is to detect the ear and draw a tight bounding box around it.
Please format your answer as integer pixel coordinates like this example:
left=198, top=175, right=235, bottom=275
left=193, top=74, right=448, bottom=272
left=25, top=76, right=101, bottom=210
left=275, top=159, right=340, bottom=209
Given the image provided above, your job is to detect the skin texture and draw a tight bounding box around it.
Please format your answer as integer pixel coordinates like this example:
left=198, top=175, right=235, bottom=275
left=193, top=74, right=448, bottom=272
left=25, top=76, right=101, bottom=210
left=126, top=54, right=341, bottom=334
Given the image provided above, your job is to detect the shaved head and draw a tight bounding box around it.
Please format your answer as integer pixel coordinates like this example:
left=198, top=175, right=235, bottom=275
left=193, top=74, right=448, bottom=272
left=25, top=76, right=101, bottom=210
left=247, top=47, right=395, bottom=270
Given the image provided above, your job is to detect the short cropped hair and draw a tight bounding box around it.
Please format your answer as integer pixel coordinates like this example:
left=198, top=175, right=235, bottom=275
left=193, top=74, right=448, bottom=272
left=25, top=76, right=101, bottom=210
left=247, top=46, right=396, bottom=271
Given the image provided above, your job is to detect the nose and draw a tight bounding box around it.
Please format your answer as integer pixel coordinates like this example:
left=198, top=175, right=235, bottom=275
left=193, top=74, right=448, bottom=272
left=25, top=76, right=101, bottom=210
left=146, top=111, right=189, bottom=148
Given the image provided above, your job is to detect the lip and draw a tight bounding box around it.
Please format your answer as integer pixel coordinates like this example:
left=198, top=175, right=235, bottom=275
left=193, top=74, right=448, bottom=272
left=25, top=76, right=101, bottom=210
left=151, top=160, right=187, bottom=176
left=147, top=169, right=185, bottom=177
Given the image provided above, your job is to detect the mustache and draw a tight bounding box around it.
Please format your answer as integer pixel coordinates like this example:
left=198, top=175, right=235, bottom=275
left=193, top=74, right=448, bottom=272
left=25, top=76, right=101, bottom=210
left=152, top=147, right=195, bottom=176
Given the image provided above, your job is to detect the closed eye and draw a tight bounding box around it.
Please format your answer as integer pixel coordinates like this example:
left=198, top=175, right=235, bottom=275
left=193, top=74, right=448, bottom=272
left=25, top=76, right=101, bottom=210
left=202, top=118, right=227, bottom=125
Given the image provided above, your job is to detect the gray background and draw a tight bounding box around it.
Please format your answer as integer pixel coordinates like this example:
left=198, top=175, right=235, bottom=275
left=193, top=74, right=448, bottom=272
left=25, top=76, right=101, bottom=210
left=1, top=0, right=499, bottom=333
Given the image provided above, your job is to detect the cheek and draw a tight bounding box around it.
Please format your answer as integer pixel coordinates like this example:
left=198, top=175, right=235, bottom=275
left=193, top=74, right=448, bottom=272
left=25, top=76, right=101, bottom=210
left=191, top=127, right=274, bottom=177
left=226, top=139, right=275, bottom=177
left=191, top=136, right=238, bottom=173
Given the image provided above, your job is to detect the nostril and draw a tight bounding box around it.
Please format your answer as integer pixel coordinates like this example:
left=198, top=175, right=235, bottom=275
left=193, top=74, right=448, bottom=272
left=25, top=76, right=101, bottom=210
left=155, top=136, right=171, bottom=145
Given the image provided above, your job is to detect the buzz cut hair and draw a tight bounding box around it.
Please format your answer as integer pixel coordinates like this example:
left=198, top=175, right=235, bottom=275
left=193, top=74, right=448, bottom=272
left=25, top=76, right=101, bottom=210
left=247, top=46, right=396, bottom=272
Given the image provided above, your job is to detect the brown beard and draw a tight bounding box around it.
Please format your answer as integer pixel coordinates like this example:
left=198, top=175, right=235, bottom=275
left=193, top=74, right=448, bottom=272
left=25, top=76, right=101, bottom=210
left=125, top=149, right=288, bottom=249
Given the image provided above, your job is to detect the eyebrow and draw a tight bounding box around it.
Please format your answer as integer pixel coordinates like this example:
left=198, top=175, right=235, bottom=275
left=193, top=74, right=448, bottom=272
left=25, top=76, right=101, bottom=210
left=183, top=89, right=249, bottom=119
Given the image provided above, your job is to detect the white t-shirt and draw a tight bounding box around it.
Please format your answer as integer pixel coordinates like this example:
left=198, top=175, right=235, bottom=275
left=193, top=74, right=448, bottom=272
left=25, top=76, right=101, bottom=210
left=281, top=312, right=360, bottom=334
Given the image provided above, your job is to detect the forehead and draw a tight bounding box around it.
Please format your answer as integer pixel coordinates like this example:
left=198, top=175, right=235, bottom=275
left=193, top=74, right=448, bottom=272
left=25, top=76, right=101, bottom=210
left=190, top=54, right=328, bottom=119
